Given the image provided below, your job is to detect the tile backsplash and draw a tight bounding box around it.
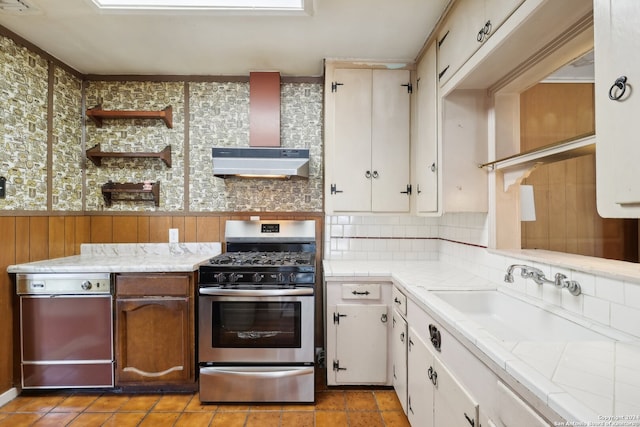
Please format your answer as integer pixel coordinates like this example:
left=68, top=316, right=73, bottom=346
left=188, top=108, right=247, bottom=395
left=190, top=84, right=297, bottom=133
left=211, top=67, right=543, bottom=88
left=325, top=212, right=640, bottom=339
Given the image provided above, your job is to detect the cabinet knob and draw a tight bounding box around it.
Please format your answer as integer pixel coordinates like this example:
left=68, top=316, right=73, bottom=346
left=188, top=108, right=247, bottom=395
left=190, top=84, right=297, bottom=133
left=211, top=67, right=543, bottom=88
left=372, top=170, right=379, bottom=179
left=609, top=76, right=628, bottom=101
left=430, top=162, right=436, bottom=173
left=365, top=170, right=372, bottom=179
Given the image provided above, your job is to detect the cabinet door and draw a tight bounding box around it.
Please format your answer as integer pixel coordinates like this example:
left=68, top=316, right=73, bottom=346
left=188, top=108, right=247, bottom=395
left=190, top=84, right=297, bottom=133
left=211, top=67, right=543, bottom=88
left=414, top=43, right=439, bottom=214
left=595, top=0, right=640, bottom=217
left=484, top=0, right=524, bottom=36
left=116, top=297, right=192, bottom=384
left=332, top=304, right=388, bottom=384
left=436, top=0, right=484, bottom=86
left=494, top=381, right=549, bottom=427
left=407, top=328, right=435, bottom=427
left=330, top=68, right=373, bottom=212
left=391, top=310, right=408, bottom=414
left=433, top=356, right=479, bottom=427
left=371, top=69, right=411, bottom=212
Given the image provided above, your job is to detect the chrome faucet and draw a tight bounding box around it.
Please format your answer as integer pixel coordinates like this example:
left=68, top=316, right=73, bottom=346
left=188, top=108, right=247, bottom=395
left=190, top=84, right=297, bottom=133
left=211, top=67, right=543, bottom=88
left=504, top=264, right=581, bottom=296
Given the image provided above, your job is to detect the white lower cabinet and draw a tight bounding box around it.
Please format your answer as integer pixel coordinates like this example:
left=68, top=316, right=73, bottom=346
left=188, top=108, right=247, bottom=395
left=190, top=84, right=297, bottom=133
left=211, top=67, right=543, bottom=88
left=391, top=309, right=408, bottom=413
left=328, top=304, right=388, bottom=384
left=492, top=381, right=549, bottom=427
left=407, top=327, right=479, bottom=427
left=325, top=281, right=393, bottom=386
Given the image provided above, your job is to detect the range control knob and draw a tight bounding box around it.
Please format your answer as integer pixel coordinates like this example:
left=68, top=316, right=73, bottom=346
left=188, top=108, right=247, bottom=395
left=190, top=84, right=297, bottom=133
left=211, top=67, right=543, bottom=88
left=81, top=281, right=92, bottom=291
left=229, top=273, right=238, bottom=283
left=252, top=273, right=263, bottom=283
left=277, top=272, right=286, bottom=283
left=215, top=273, right=226, bottom=283
left=289, top=273, right=297, bottom=283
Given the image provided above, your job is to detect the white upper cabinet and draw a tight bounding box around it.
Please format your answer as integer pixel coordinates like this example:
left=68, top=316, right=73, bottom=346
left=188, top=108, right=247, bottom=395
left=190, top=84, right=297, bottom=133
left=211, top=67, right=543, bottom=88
left=595, top=0, right=640, bottom=217
left=437, top=0, right=524, bottom=85
left=413, top=43, right=439, bottom=214
left=436, top=0, right=482, bottom=86
left=325, top=64, right=412, bottom=214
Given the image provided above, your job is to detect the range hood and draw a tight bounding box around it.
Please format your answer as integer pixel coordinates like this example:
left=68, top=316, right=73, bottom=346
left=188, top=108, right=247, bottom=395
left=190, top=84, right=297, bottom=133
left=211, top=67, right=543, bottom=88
left=212, top=147, right=309, bottom=179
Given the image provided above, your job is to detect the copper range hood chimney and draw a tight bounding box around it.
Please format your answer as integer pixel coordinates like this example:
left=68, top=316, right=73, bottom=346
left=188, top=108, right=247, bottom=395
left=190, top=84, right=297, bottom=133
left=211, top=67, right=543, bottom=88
left=250, top=71, right=280, bottom=147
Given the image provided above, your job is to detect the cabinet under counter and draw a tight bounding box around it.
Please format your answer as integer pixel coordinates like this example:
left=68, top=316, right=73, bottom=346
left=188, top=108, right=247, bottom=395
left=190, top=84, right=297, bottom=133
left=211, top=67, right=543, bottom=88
left=114, top=273, right=196, bottom=390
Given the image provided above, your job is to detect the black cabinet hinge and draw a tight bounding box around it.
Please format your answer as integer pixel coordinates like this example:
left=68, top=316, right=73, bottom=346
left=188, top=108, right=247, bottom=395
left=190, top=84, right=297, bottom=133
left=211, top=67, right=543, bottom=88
left=331, top=82, right=344, bottom=92
left=438, top=65, right=450, bottom=81
left=438, top=30, right=450, bottom=48
left=401, top=184, right=412, bottom=195
left=333, top=312, right=347, bottom=324
left=333, top=360, right=346, bottom=371
left=401, top=83, right=413, bottom=93
left=330, top=184, right=343, bottom=195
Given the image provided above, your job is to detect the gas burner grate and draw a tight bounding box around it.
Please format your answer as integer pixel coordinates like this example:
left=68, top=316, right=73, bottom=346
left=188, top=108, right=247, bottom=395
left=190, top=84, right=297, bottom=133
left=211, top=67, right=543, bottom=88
left=208, top=251, right=314, bottom=267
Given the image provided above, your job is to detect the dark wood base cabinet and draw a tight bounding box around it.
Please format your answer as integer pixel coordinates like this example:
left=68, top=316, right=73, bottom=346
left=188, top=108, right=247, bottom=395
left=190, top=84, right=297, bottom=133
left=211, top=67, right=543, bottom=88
left=115, top=273, right=195, bottom=389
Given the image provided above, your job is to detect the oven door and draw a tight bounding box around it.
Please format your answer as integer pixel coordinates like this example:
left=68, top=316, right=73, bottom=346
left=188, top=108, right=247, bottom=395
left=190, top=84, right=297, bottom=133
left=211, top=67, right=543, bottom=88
left=198, top=288, right=314, bottom=364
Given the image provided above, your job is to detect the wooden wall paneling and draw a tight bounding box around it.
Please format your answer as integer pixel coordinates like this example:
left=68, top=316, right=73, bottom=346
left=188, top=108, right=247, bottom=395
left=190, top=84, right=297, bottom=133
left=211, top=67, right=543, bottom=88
left=137, top=217, right=150, bottom=243
left=184, top=217, right=197, bottom=242
left=91, top=216, right=113, bottom=243
left=171, top=217, right=185, bottom=243
left=64, top=216, right=76, bottom=256
left=74, top=216, right=91, bottom=254
left=113, top=216, right=139, bottom=243
left=48, top=216, right=66, bottom=259
left=149, top=216, right=172, bottom=242
left=0, top=217, right=16, bottom=392
left=195, top=217, right=221, bottom=243
left=15, top=218, right=30, bottom=264
left=29, top=217, right=49, bottom=262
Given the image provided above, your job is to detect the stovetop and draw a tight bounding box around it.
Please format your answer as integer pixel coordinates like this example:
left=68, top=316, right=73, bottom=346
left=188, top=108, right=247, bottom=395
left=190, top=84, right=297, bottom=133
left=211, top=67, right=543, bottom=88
left=199, top=250, right=316, bottom=287
left=207, top=251, right=314, bottom=267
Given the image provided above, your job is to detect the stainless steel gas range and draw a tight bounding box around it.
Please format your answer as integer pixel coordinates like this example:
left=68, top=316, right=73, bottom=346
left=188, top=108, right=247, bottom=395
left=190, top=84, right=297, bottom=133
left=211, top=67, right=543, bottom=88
left=198, top=219, right=316, bottom=403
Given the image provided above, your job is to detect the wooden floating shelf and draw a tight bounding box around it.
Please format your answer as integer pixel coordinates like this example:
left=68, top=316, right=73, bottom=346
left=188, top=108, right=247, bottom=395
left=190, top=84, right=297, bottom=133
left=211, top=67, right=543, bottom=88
left=86, top=105, right=173, bottom=128
left=101, top=181, right=160, bottom=207
left=87, top=144, right=172, bottom=167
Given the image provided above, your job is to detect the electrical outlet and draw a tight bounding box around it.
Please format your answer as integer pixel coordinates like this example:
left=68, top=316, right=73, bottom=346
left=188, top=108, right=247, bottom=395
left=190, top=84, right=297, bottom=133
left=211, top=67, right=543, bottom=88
left=169, top=228, right=179, bottom=243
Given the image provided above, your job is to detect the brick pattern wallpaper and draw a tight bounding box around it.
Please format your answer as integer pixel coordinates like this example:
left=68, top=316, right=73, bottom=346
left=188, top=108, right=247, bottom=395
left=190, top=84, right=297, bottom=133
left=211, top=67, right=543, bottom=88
left=0, top=36, right=49, bottom=210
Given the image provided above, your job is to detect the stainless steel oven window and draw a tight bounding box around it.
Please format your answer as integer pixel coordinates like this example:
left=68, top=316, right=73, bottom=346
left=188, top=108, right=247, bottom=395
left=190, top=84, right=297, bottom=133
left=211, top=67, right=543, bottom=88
left=198, top=292, right=314, bottom=364
left=212, top=301, right=301, bottom=348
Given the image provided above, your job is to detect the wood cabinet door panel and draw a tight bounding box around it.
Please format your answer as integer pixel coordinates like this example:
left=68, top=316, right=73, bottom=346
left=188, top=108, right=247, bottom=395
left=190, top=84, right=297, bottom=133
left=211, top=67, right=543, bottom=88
left=433, top=356, right=479, bottom=427
left=407, top=328, right=434, bottom=427
left=391, top=310, right=408, bottom=413
left=334, top=304, right=388, bottom=384
left=116, top=274, right=190, bottom=297
left=595, top=0, right=640, bottom=217
left=116, top=298, right=191, bottom=383
left=331, top=68, right=373, bottom=212
left=415, top=43, right=439, bottom=213
left=371, top=69, right=411, bottom=212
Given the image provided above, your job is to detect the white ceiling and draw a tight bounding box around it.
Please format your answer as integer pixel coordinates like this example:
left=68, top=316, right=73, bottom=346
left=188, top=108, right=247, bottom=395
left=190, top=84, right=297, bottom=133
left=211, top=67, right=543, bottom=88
left=0, top=0, right=450, bottom=76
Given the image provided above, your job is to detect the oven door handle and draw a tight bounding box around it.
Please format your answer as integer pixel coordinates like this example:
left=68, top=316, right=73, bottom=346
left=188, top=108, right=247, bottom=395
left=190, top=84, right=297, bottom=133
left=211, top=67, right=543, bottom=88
left=198, top=288, right=314, bottom=297
left=202, top=366, right=315, bottom=379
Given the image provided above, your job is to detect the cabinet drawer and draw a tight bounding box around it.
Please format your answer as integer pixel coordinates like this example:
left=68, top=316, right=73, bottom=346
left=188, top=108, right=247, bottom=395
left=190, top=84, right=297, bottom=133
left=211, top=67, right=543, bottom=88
left=392, top=287, right=407, bottom=316
left=341, top=283, right=381, bottom=300
left=116, top=274, right=190, bottom=297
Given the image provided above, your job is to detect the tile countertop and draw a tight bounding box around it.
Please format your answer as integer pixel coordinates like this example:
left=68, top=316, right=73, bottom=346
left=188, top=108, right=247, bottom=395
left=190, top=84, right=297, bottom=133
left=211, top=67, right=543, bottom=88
left=6, top=243, right=222, bottom=273
left=324, top=259, right=640, bottom=424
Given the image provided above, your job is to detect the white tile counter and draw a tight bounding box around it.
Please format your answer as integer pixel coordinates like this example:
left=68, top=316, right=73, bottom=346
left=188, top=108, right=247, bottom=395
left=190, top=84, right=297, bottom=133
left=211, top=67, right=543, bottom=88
left=7, top=243, right=222, bottom=273
left=324, top=259, right=640, bottom=424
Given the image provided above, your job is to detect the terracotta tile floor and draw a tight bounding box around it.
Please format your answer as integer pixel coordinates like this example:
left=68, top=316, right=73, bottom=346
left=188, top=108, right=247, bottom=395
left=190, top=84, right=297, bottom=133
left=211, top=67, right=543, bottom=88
left=0, top=385, right=410, bottom=426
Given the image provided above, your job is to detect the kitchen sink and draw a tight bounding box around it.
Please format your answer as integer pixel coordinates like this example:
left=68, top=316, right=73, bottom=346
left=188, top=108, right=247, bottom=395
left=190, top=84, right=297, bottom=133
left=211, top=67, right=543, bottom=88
left=430, top=290, right=609, bottom=342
